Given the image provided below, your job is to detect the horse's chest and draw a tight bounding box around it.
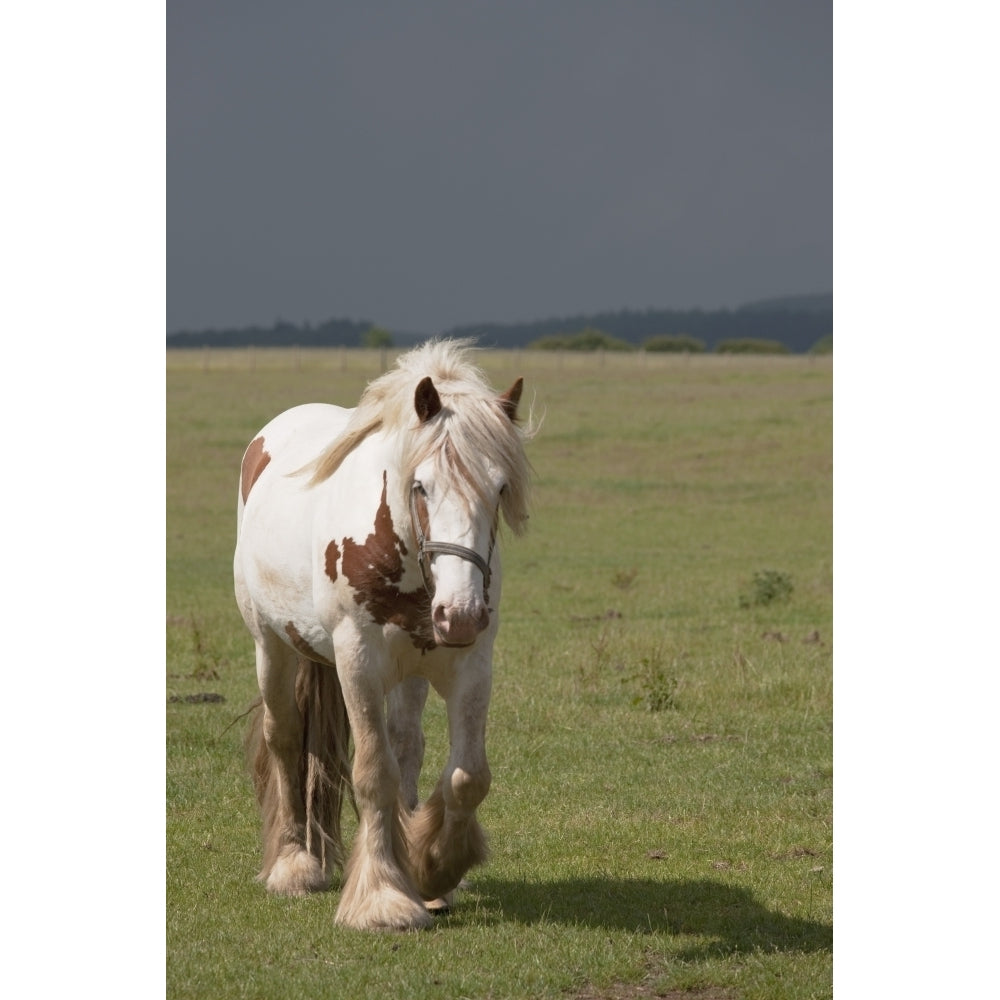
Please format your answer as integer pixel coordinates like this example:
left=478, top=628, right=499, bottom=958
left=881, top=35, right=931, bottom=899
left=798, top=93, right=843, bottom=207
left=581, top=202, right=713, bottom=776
left=321, top=476, right=436, bottom=652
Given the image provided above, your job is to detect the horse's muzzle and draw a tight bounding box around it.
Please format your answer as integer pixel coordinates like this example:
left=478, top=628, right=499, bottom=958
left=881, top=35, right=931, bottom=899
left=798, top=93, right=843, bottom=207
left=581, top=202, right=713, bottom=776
left=432, top=602, right=491, bottom=647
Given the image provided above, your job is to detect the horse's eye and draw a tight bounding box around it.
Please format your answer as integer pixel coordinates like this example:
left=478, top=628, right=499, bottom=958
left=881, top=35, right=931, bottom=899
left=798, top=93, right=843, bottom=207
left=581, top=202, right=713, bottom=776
left=413, top=481, right=427, bottom=497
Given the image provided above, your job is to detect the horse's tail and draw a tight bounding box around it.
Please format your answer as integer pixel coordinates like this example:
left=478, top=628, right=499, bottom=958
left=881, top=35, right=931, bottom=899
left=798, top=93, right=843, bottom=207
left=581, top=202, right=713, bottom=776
left=245, top=658, right=353, bottom=882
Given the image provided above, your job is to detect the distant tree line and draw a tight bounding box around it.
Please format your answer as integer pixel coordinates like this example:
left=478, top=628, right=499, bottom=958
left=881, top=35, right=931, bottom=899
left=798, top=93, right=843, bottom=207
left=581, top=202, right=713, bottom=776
left=166, top=293, right=832, bottom=354
left=165, top=316, right=375, bottom=349
left=451, top=293, right=832, bottom=353
left=523, top=330, right=833, bottom=354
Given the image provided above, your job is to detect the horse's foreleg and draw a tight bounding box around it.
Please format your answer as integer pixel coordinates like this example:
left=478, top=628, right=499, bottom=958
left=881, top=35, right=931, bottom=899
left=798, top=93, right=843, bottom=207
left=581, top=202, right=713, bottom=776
left=387, top=675, right=429, bottom=810
left=335, top=667, right=431, bottom=931
left=252, top=635, right=327, bottom=896
left=408, top=663, right=491, bottom=902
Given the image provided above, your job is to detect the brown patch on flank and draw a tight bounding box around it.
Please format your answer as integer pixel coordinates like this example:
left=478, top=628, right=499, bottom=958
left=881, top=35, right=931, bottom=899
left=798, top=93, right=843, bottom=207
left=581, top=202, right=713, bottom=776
left=241, top=436, right=271, bottom=503
left=324, top=539, right=341, bottom=583
left=285, top=622, right=336, bottom=668
left=340, top=472, right=435, bottom=650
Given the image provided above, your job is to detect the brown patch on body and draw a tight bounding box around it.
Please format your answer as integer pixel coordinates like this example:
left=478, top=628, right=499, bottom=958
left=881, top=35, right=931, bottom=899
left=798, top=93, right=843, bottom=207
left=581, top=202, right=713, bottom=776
left=285, top=622, right=336, bottom=668
left=340, top=472, right=435, bottom=650
left=241, top=436, right=271, bottom=503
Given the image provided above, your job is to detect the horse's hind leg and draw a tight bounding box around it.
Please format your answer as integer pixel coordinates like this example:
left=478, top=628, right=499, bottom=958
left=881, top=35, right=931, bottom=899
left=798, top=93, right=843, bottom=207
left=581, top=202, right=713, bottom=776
left=249, top=632, right=327, bottom=896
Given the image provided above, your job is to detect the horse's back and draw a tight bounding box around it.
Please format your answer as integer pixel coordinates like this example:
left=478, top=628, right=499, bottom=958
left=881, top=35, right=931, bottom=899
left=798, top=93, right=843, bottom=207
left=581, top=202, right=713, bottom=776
left=251, top=403, right=352, bottom=473
left=238, top=403, right=348, bottom=507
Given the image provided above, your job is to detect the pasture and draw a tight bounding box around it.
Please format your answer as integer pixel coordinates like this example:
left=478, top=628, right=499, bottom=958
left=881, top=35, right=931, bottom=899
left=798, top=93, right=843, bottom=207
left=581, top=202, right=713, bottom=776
left=166, top=348, right=832, bottom=999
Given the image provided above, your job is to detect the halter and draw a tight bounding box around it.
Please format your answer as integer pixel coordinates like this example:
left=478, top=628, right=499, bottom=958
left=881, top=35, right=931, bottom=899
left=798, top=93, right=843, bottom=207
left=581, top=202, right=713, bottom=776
left=409, top=482, right=497, bottom=598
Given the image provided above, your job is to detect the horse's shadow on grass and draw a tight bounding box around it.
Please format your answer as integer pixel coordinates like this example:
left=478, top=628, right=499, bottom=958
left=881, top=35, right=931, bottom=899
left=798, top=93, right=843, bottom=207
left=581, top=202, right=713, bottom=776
left=472, top=876, right=831, bottom=960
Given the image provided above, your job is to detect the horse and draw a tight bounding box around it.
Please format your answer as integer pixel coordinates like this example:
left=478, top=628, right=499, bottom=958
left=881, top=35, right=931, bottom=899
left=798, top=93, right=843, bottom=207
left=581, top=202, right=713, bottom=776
left=234, top=339, right=533, bottom=930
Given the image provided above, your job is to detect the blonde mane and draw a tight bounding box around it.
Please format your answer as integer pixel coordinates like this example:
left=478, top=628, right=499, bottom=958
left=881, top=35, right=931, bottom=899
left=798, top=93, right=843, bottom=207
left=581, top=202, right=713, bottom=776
left=301, top=339, right=535, bottom=535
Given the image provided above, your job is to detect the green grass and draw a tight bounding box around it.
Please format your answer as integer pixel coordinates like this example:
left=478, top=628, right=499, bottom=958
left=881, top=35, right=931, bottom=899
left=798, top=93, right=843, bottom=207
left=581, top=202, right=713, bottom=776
left=167, top=348, right=832, bottom=999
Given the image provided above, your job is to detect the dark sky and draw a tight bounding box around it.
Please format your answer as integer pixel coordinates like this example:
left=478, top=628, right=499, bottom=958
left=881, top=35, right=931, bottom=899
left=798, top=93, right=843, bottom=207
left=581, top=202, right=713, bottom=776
left=168, top=1, right=831, bottom=334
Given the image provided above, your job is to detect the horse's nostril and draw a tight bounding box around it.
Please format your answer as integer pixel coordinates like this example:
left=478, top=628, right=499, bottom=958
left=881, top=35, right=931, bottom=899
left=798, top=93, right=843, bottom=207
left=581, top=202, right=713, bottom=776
left=432, top=602, right=489, bottom=637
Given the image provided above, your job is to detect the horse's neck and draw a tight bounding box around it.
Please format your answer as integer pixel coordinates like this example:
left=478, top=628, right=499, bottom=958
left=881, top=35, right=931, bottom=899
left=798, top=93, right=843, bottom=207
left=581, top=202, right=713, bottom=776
left=344, top=430, right=409, bottom=505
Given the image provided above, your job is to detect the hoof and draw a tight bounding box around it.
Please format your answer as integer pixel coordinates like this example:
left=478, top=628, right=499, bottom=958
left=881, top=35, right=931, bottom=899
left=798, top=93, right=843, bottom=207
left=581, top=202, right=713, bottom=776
left=335, top=887, right=434, bottom=931
left=424, top=892, right=453, bottom=914
left=263, top=849, right=327, bottom=896
left=425, top=879, right=471, bottom=914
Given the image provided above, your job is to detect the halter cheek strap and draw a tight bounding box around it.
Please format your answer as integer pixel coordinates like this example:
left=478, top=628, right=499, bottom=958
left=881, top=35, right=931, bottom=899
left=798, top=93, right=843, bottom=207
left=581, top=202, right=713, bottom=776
left=409, top=484, right=496, bottom=596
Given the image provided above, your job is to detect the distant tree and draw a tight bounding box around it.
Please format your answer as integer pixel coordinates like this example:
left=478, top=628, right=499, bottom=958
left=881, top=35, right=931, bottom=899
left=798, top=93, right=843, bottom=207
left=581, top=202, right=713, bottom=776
left=642, top=334, right=706, bottom=353
left=527, top=327, right=635, bottom=351
left=362, top=326, right=394, bottom=349
left=808, top=334, right=833, bottom=355
left=715, top=338, right=789, bottom=355
left=526, top=334, right=570, bottom=350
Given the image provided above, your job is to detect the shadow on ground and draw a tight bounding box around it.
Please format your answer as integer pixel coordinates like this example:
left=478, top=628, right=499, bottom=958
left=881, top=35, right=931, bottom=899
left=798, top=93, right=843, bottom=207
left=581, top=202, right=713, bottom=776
left=472, top=876, right=831, bottom=960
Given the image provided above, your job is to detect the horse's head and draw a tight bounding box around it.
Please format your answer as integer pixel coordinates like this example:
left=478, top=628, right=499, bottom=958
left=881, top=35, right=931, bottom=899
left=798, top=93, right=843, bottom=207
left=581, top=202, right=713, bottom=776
left=409, top=374, right=524, bottom=647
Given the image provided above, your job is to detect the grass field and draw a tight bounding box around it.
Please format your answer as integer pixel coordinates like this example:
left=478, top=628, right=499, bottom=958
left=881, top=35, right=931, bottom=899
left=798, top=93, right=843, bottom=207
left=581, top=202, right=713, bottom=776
left=166, top=347, right=832, bottom=999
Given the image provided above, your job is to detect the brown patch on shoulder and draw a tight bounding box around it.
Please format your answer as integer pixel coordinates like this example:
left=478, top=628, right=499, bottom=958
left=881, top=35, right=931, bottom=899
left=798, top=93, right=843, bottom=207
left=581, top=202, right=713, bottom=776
left=324, top=539, right=341, bottom=583
left=340, top=472, right=435, bottom=650
left=241, top=436, right=271, bottom=503
left=285, top=622, right=336, bottom=668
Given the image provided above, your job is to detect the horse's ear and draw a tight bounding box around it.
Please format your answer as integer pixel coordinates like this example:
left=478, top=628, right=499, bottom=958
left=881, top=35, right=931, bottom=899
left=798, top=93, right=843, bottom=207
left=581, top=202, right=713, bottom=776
left=414, top=376, right=442, bottom=423
left=499, top=377, right=524, bottom=421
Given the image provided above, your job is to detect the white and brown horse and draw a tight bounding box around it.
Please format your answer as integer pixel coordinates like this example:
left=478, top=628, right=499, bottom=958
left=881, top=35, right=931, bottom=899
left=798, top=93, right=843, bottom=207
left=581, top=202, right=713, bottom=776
left=234, top=340, right=532, bottom=930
